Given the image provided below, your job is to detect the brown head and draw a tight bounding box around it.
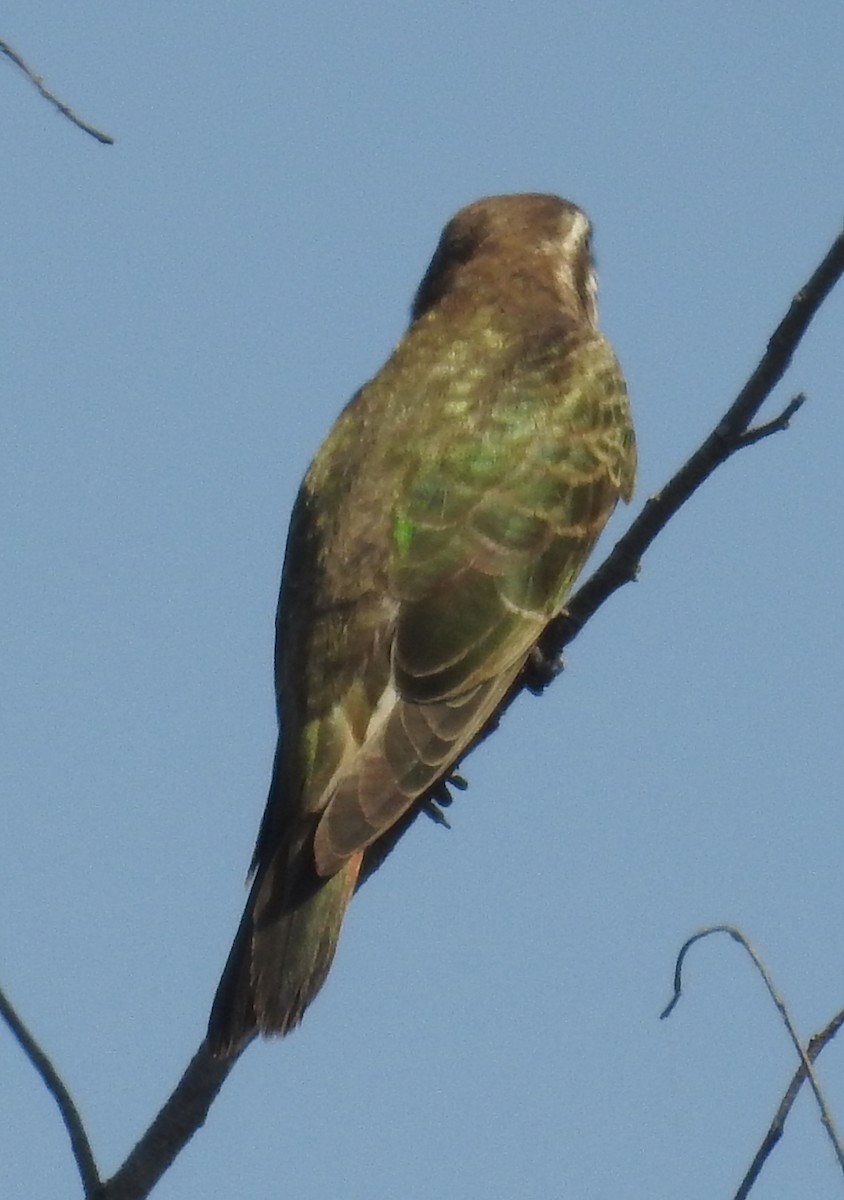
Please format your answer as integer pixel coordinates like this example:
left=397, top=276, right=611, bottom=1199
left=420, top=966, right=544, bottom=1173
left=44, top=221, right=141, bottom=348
left=411, top=193, right=598, bottom=329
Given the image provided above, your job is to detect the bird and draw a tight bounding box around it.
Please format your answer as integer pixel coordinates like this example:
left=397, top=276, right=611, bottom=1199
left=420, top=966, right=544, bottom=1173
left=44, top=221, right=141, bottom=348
left=207, top=193, right=636, bottom=1056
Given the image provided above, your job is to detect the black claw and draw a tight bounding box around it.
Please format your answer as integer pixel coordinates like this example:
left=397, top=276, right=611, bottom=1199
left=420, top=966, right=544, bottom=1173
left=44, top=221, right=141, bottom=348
left=421, top=798, right=451, bottom=828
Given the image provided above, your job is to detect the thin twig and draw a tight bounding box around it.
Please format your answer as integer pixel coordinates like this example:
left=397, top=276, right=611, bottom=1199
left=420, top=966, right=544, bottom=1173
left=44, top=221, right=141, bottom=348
left=735, top=1006, right=844, bottom=1200
left=735, top=392, right=806, bottom=448
left=660, top=925, right=844, bottom=1183
left=0, top=983, right=101, bottom=1197
left=0, top=37, right=114, bottom=144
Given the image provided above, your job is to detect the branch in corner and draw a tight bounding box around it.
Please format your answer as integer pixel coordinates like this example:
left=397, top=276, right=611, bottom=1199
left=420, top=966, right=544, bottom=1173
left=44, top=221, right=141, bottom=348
left=660, top=925, right=844, bottom=1198
left=0, top=36, right=114, bottom=144
left=736, top=1005, right=844, bottom=1200
left=0, top=983, right=100, bottom=1198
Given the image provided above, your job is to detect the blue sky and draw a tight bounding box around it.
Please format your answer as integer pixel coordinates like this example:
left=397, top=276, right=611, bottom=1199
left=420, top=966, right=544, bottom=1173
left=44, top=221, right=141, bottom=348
left=1, top=4, right=843, bottom=1197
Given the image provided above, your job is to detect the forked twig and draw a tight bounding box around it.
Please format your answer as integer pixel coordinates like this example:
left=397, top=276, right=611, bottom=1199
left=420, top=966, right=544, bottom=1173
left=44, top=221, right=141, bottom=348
left=736, top=1005, right=844, bottom=1200
left=661, top=925, right=844, bottom=1192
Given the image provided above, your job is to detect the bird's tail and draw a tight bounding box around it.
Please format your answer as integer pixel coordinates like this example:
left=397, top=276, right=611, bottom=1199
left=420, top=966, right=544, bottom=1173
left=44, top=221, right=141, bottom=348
left=207, top=849, right=362, bottom=1057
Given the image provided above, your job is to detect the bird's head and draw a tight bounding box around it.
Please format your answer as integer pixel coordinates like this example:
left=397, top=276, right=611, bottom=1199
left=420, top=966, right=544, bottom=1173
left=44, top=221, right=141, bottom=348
left=411, top=193, right=598, bottom=328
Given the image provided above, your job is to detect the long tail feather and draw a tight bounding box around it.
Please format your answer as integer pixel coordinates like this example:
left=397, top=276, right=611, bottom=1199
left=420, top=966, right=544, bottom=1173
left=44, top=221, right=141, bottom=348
left=207, top=851, right=362, bottom=1057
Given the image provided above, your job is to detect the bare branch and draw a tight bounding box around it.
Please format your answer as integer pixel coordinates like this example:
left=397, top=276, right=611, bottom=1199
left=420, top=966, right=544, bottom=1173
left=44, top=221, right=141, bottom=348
left=0, top=36, right=114, bottom=144
left=0, top=975, right=239, bottom=1200
left=736, top=1006, right=844, bottom=1200
left=0, top=982, right=101, bottom=1197
left=724, top=227, right=844, bottom=432
left=660, top=925, right=844, bottom=1188
left=99, top=1042, right=239, bottom=1200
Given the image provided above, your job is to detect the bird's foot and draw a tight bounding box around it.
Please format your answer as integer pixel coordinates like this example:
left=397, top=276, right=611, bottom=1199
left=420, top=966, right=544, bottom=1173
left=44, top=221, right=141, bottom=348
left=524, top=643, right=565, bottom=695
left=421, top=770, right=469, bottom=827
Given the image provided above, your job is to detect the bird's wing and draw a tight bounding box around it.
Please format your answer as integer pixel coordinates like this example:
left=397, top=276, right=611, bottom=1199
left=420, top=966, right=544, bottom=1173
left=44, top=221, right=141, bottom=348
left=306, top=327, right=635, bottom=874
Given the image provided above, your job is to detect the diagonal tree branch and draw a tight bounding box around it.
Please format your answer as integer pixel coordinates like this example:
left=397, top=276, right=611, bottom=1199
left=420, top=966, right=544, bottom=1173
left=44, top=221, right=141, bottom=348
left=1, top=221, right=842, bottom=1198
left=0, top=36, right=114, bottom=144
left=100, top=1043, right=240, bottom=1200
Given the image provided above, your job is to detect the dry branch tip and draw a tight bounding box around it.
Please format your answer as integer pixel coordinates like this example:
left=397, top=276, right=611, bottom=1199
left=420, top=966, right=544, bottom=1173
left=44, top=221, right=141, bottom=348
left=660, top=924, right=844, bottom=1187
left=0, top=37, right=114, bottom=144
left=0, top=982, right=100, bottom=1196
